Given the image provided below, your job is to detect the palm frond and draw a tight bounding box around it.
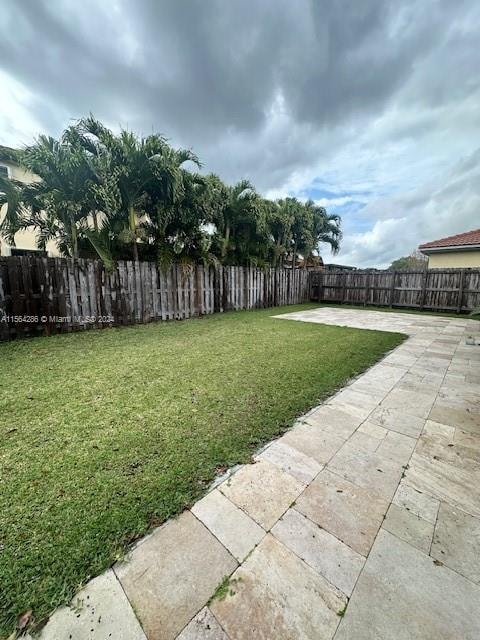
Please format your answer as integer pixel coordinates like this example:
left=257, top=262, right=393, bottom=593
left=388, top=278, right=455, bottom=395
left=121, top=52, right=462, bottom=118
left=83, top=228, right=115, bottom=271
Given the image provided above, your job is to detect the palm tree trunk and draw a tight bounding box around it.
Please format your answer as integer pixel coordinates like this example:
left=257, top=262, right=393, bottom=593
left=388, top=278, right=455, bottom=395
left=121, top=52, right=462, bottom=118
left=128, top=205, right=139, bottom=261
left=132, top=239, right=139, bottom=262
left=292, top=241, right=296, bottom=270
left=71, top=220, right=79, bottom=259
left=222, top=223, right=230, bottom=261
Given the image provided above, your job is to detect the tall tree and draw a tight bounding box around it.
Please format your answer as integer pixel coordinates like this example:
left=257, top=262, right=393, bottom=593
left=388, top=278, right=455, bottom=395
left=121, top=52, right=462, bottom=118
left=142, top=170, right=216, bottom=268
left=1, top=116, right=343, bottom=269
left=0, top=135, right=96, bottom=257
left=267, top=199, right=292, bottom=267
left=389, top=250, right=427, bottom=270
left=211, top=179, right=264, bottom=265
left=305, top=199, right=342, bottom=264
left=286, top=198, right=310, bottom=268
left=72, top=116, right=200, bottom=262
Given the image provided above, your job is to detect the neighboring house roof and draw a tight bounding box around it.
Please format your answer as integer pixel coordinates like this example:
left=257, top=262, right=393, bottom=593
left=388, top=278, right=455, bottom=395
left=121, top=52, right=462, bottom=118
left=419, top=228, right=480, bottom=252
left=298, top=256, right=324, bottom=268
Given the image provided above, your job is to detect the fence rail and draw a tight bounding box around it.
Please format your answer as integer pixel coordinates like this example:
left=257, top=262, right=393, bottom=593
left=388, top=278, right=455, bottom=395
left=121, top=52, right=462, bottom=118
left=310, top=268, right=480, bottom=313
left=0, top=257, right=311, bottom=341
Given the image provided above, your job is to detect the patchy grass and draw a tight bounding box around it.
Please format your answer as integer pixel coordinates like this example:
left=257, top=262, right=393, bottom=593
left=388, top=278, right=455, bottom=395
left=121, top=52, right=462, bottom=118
left=317, top=302, right=466, bottom=319
left=0, top=304, right=404, bottom=636
left=208, top=575, right=241, bottom=604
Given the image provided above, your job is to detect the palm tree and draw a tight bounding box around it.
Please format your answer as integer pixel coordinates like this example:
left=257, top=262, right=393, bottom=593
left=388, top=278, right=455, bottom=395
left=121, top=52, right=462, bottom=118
left=1, top=116, right=343, bottom=270
left=270, top=198, right=300, bottom=267
left=280, top=197, right=308, bottom=268
left=72, top=116, right=201, bottom=262
left=0, top=136, right=96, bottom=258
left=307, top=199, right=342, bottom=261
left=141, top=169, right=217, bottom=268
left=269, top=198, right=341, bottom=268
left=211, top=179, right=264, bottom=265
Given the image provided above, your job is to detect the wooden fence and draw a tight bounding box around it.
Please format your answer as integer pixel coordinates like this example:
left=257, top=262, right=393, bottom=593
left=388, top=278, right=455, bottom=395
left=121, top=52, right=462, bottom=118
left=0, top=257, right=311, bottom=341
left=310, top=268, right=480, bottom=313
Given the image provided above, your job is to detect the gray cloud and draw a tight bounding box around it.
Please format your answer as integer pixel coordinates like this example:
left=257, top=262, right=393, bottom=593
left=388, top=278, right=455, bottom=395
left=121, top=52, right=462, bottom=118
left=0, top=0, right=479, bottom=266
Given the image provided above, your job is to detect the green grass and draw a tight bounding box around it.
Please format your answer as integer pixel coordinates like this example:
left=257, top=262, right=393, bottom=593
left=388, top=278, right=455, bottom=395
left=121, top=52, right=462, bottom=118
left=0, top=304, right=404, bottom=636
left=317, top=302, right=466, bottom=319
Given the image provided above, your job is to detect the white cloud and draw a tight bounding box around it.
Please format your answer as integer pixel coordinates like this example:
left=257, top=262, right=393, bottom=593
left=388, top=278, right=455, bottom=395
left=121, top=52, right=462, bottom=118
left=338, top=148, right=480, bottom=268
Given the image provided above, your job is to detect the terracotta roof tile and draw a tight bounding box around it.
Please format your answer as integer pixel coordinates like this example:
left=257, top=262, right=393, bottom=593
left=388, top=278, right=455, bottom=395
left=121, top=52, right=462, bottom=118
left=419, top=228, right=480, bottom=250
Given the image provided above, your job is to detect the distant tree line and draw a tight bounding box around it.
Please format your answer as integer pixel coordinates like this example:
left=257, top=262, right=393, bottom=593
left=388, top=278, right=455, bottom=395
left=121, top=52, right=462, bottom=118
left=0, top=116, right=341, bottom=270
left=388, top=250, right=427, bottom=271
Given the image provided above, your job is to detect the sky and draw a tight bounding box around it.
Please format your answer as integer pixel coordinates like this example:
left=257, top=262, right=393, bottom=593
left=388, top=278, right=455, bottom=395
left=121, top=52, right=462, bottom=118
left=0, top=0, right=479, bottom=268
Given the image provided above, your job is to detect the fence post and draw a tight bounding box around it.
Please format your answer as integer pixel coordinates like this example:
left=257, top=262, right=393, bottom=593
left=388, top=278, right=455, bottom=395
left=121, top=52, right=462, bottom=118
left=389, top=271, right=396, bottom=308
left=364, top=271, right=369, bottom=307
left=341, top=272, right=347, bottom=303
left=420, top=269, right=428, bottom=311
left=457, top=269, right=465, bottom=313
left=213, top=265, right=220, bottom=313
left=0, top=258, right=9, bottom=341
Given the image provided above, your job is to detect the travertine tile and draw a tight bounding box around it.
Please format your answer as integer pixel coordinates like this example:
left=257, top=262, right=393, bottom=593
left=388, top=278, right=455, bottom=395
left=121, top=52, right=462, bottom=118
left=344, top=382, right=388, bottom=402
left=397, top=371, right=444, bottom=392
left=369, top=406, right=425, bottom=438
left=325, top=400, right=373, bottom=421
left=256, top=439, right=322, bottom=484
left=219, top=459, right=304, bottom=530
left=405, top=447, right=480, bottom=518
left=431, top=502, right=480, bottom=585
left=211, top=534, right=346, bottom=640
left=454, top=429, right=480, bottom=463
left=115, top=511, right=237, bottom=640
left=281, top=423, right=345, bottom=464
left=347, top=430, right=382, bottom=453
left=380, top=388, right=436, bottom=419
left=357, top=420, right=388, bottom=440
left=192, top=489, right=265, bottom=562
left=303, top=404, right=361, bottom=440
left=27, top=570, right=147, bottom=640
left=375, top=430, right=416, bottom=465
left=327, top=443, right=403, bottom=500
left=176, top=608, right=228, bottom=640
left=434, top=392, right=480, bottom=416
left=363, top=364, right=409, bottom=387
left=295, top=469, right=389, bottom=556
left=382, top=503, right=434, bottom=553
left=422, top=419, right=455, bottom=440
left=272, top=508, right=365, bottom=596
left=429, top=404, right=480, bottom=434
left=382, top=352, right=418, bottom=367
left=392, top=482, right=440, bottom=524
left=334, top=530, right=480, bottom=640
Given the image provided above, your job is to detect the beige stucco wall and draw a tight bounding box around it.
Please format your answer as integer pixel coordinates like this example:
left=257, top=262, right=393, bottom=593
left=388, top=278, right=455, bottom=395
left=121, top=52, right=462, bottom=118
left=0, top=160, right=61, bottom=257
left=427, top=250, right=480, bottom=269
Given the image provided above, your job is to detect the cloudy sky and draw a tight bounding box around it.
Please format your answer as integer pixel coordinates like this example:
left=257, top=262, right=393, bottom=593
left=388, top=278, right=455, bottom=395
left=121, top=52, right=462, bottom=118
left=1, top=0, right=479, bottom=267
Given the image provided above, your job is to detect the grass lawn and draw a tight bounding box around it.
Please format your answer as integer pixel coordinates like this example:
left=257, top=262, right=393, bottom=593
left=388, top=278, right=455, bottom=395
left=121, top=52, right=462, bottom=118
left=0, top=304, right=404, bottom=636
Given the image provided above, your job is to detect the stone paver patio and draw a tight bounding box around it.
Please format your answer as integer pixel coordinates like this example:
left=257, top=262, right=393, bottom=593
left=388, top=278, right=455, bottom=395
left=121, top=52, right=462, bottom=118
left=28, top=308, right=480, bottom=640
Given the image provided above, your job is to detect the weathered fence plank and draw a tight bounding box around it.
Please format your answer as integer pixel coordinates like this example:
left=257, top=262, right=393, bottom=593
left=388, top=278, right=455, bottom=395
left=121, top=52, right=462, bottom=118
left=310, top=268, right=480, bottom=313
left=0, top=257, right=312, bottom=341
